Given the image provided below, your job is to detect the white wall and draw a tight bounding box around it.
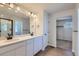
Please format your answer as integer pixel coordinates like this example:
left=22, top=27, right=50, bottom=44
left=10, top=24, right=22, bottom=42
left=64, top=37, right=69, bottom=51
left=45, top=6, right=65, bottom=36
left=74, top=4, right=79, bottom=56
left=77, top=4, right=79, bottom=56
left=48, top=9, right=76, bottom=51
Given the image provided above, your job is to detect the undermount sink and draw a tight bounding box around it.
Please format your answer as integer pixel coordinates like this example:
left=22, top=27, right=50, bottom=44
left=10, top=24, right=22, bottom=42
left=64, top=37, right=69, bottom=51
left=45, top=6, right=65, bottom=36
left=0, top=38, right=19, bottom=43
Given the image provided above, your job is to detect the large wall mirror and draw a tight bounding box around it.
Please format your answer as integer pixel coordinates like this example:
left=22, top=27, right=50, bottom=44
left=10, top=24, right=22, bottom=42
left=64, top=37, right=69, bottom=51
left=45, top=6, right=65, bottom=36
left=0, top=3, right=36, bottom=37
left=0, top=18, right=13, bottom=37
left=14, top=16, right=30, bottom=35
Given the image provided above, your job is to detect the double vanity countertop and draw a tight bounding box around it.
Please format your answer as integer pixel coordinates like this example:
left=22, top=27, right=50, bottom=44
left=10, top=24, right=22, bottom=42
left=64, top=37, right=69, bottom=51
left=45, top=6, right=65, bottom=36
left=0, top=35, right=42, bottom=48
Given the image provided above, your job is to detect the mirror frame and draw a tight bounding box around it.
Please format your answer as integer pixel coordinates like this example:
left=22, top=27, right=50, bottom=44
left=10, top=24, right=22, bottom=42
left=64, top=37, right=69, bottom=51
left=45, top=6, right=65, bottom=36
left=0, top=18, right=13, bottom=36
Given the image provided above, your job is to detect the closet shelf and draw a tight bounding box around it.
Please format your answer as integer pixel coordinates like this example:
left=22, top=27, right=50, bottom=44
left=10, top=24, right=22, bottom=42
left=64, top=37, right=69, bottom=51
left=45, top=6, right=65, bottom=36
left=56, top=26, right=64, bottom=27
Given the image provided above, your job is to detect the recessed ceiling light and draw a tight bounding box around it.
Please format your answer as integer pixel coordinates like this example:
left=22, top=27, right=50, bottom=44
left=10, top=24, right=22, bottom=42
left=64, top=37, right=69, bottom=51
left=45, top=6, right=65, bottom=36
left=0, top=4, right=4, bottom=7
left=16, top=7, right=20, bottom=11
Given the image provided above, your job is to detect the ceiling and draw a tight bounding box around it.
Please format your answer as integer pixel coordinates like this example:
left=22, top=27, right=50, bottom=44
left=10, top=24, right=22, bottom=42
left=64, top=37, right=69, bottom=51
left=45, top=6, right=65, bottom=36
left=18, top=3, right=76, bottom=14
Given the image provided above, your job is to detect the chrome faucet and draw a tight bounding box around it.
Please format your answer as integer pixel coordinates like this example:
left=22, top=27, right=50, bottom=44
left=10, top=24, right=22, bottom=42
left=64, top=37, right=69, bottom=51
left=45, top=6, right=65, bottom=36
left=7, top=33, right=12, bottom=40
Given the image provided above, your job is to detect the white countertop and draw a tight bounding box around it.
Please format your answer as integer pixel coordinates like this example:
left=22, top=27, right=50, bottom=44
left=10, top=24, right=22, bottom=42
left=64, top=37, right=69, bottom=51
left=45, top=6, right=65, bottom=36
left=0, top=35, right=42, bottom=48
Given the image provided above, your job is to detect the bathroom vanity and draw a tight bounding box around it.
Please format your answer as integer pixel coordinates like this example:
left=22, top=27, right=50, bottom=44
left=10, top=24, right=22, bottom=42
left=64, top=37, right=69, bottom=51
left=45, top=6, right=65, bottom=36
left=0, top=3, right=48, bottom=56
left=0, top=35, right=43, bottom=56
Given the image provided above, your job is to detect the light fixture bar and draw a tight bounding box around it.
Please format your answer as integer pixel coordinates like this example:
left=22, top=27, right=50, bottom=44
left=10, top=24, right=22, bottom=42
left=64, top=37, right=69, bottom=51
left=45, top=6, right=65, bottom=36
left=0, top=3, right=37, bottom=17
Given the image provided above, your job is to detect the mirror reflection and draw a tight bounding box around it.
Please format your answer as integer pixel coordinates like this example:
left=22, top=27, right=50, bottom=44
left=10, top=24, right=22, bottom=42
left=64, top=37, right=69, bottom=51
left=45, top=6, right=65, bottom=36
left=14, top=17, right=30, bottom=35
left=0, top=18, right=13, bottom=37
left=0, top=3, right=32, bottom=37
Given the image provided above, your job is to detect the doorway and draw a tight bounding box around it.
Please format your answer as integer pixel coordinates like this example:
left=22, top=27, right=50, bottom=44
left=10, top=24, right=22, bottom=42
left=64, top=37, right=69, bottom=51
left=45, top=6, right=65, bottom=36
left=56, top=16, right=72, bottom=51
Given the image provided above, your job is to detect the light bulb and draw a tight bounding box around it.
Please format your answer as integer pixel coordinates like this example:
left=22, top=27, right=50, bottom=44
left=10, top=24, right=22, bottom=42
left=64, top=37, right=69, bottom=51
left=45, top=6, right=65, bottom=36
left=16, top=7, right=20, bottom=11
left=33, top=15, right=37, bottom=17
left=31, top=13, right=34, bottom=16
left=0, top=4, right=4, bottom=7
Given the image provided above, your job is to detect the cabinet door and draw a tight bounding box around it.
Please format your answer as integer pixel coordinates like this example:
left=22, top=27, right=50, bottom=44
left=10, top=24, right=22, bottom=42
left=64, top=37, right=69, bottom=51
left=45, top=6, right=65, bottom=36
left=0, top=50, right=16, bottom=56
left=34, top=36, right=43, bottom=55
left=16, top=47, right=26, bottom=56
left=26, top=39, right=33, bottom=56
left=15, top=42, right=26, bottom=56
left=37, top=36, right=43, bottom=51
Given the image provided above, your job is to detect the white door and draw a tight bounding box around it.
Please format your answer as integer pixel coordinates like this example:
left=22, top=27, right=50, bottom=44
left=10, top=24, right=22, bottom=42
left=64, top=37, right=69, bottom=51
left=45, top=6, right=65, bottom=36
left=42, top=12, right=48, bottom=50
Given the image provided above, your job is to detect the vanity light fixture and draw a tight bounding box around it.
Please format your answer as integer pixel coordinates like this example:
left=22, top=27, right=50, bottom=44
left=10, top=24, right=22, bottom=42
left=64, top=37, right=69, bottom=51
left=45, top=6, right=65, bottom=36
left=33, top=15, right=37, bottom=17
left=0, top=3, right=37, bottom=18
left=9, top=3, right=14, bottom=8
left=31, top=13, right=34, bottom=17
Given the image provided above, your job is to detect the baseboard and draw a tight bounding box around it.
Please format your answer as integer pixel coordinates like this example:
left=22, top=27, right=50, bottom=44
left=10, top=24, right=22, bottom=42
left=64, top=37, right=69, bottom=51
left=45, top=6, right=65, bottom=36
left=48, top=43, right=56, bottom=48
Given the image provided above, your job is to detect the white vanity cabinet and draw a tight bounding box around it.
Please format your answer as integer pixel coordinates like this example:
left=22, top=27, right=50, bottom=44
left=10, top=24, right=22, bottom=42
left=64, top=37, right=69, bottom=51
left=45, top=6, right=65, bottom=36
left=0, top=41, right=26, bottom=56
left=33, top=36, right=43, bottom=55
left=0, top=36, right=43, bottom=56
left=25, top=36, right=43, bottom=56
left=25, top=39, right=34, bottom=56
left=0, top=44, right=16, bottom=56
